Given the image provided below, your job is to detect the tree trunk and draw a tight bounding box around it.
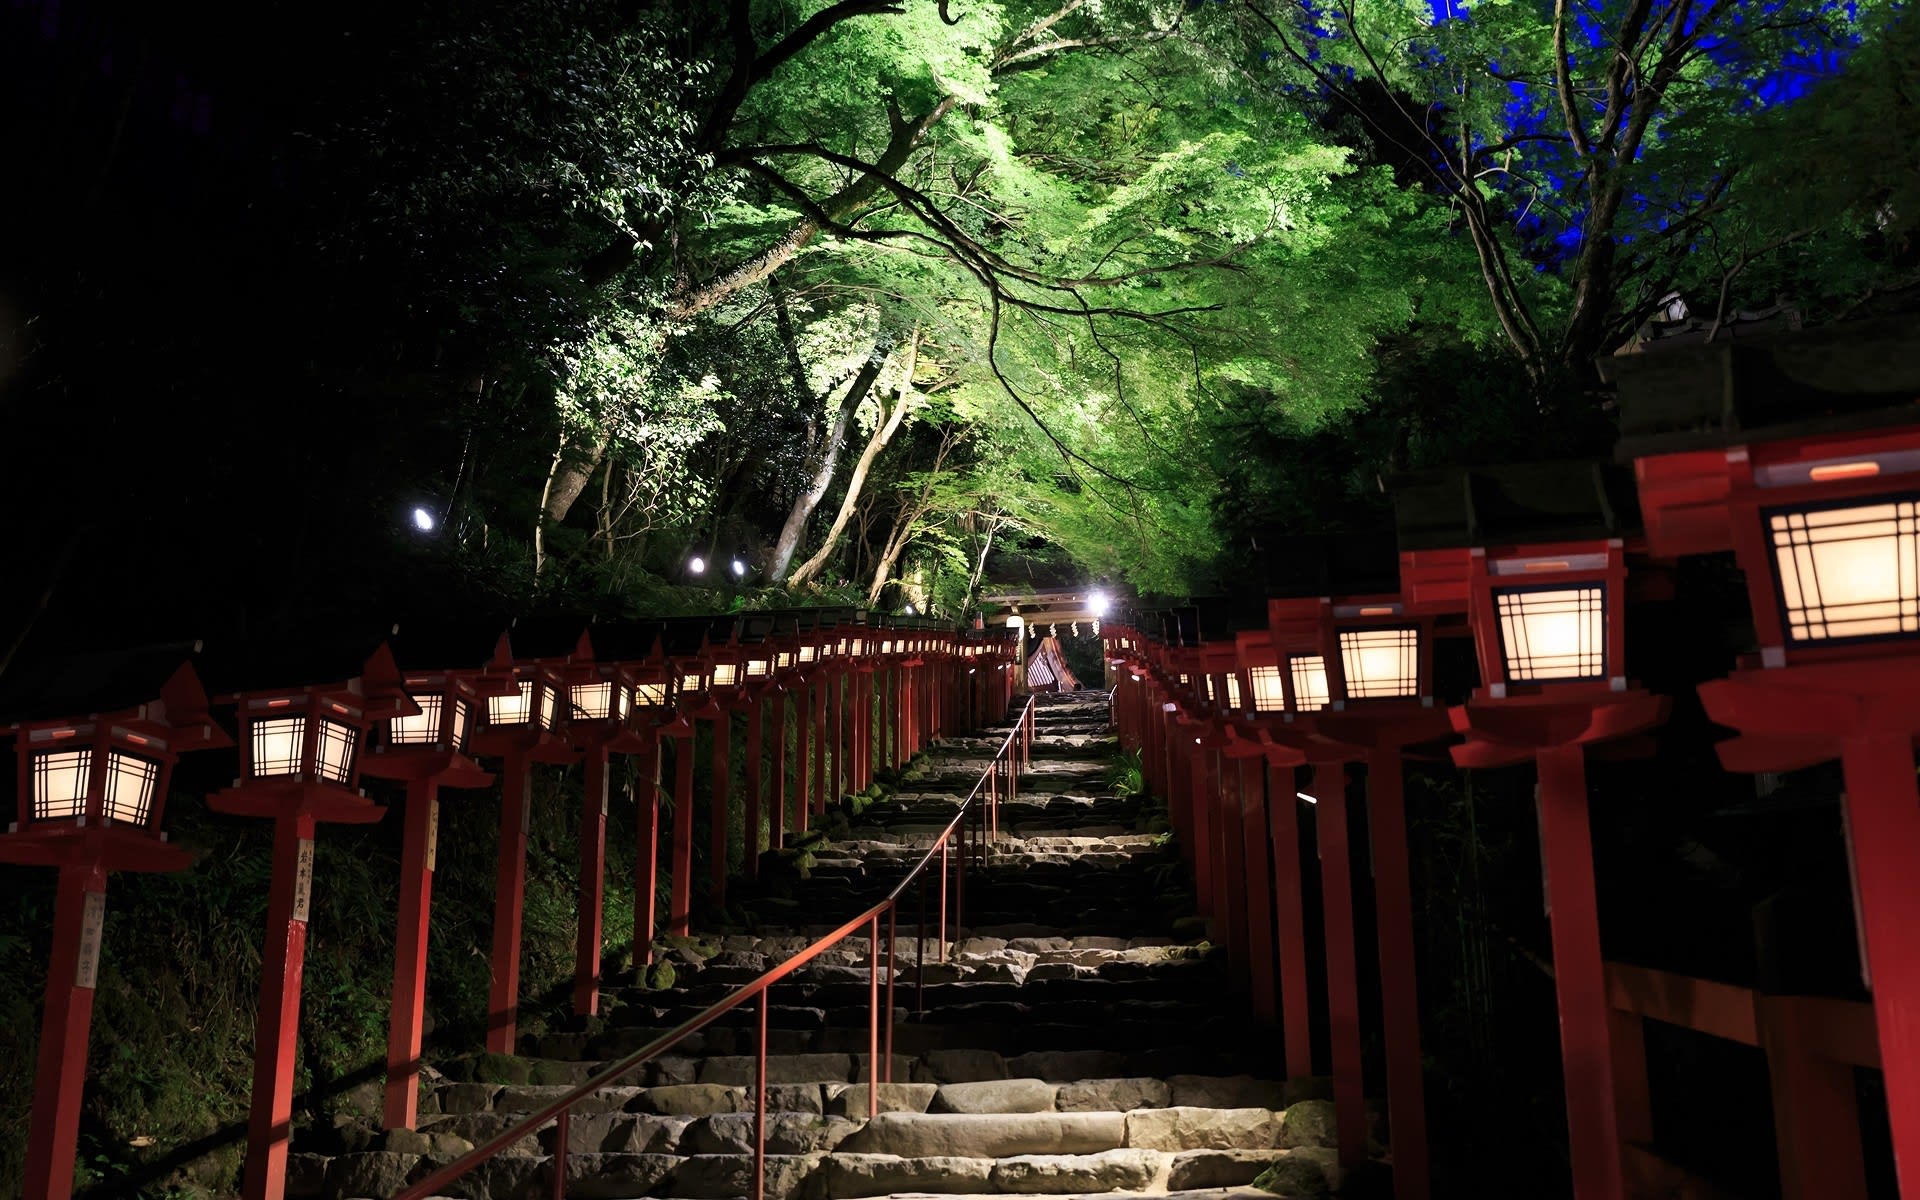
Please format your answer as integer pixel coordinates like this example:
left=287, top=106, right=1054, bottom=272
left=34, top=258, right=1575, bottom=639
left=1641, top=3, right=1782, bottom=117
left=766, top=346, right=888, bottom=580
left=965, top=515, right=1003, bottom=614
left=788, top=330, right=920, bottom=588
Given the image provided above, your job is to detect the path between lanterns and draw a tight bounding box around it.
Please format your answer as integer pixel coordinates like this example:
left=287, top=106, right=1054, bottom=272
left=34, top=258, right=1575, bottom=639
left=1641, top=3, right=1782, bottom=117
left=299, top=691, right=1354, bottom=1199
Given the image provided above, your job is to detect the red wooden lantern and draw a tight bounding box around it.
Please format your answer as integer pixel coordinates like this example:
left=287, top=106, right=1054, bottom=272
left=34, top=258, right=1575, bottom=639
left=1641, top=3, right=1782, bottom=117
left=1617, top=319, right=1920, bottom=1199
left=468, top=620, right=579, bottom=1057
left=1267, top=532, right=1448, bottom=1198
left=208, top=634, right=410, bottom=1200
left=1397, top=463, right=1661, bottom=1200
left=358, top=628, right=503, bottom=1130
left=2, top=649, right=227, bottom=1200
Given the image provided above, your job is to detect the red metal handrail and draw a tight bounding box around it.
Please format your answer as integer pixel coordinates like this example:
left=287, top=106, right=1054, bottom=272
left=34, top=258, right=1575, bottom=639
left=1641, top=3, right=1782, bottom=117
left=396, top=693, right=1039, bottom=1200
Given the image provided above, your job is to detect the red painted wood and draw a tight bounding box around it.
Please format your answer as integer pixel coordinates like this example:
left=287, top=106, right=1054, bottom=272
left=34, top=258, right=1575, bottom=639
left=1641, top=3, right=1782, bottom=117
left=384, top=778, right=439, bottom=1129
left=1268, top=761, right=1314, bottom=1079
left=1188, top=742, right=1214, bottom=919
left=1366, top=748, right=1430, bottom=1200
left=669, top=737, right=694, bottom=937
left=1312, top=762, right=1367, bottom=1169
left=1238, top=757, right=1278, bottom=1025
left=813, top=680, right=828, bottom=814
left=486, top=754, right=532, bottom=1054
left=635, top=744, right=659, bottom=965
left=771, top=694, right=788, bottom=850
left=1536, top=743, right=1624, bottom=1200
left=243, top=811, right=318, bottom=1200
left=826, top=671, right=841, bottom=803
left=1214, top=750, right=1243, bottom=976
left=710, top=714, right=730, bottom=906
left=1840, top=733, right=1920, bottom=1200
left=22, top=862, right=105, bottom=1200
left=745, top=697, right=763, bottom=878
left=575, top=747, right=610, bottom=1017
left=796, top=685, right=812, bottom=837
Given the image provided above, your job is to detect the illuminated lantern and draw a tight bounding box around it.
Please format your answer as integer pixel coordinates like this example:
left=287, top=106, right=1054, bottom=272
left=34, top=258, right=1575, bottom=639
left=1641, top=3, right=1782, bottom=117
left=1268, top=532, right=1449, bottom=1194
left=357, top=626, right=502, bottom=1130
left=1, top=648, right=226, bottom=1200
left=208, top=633, right=409, bottom=1200
left=1397, top=462, right=1662, bottom=1200
left=1616, top=320, right=1920, bottom=1199
left=468, top=619, right=578, bottom=1057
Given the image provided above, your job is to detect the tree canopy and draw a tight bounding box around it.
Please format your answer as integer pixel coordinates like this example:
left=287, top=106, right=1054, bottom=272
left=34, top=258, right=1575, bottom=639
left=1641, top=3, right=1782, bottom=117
left=2, top=0, right=1915, bottom=654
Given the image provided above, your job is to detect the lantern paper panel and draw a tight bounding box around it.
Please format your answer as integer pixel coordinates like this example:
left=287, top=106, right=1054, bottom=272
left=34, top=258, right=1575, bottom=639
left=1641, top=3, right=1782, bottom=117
left=1249, top=666, right=1286, bottom=712
left=1494, top=585, right=1607, bottom=682
left=1767, top=497, right=1920, bottom=642
left=571, top=682, right=614, bottom=721
left=1290, top=656, right=1330, bottom=710
left=389, top=695, right=443, bottom=745
left=103, top=751, right=161, bottom=824
left=488, top=681, right=538, bottom=726
left=1338, top=628, right=1419, bottom=699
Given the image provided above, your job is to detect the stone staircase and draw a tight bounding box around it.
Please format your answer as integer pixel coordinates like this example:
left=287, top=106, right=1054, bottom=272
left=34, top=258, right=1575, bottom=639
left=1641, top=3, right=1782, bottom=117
left=297, top=691, right=1349, bottom=1199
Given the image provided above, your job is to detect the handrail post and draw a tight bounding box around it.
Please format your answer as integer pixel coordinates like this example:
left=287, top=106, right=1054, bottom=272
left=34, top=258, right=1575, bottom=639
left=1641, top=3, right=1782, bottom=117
left=551, top=1105, right=570, bottom=1200
left=939, top=842, right=950, bottom=962
left=917, top=872, right=929, bottom=1015
left=884, top=904, right=898, bottom=1082
left=868, top=913, right=882, bottom=1118
left=755, top=989, right=769, bottom=1200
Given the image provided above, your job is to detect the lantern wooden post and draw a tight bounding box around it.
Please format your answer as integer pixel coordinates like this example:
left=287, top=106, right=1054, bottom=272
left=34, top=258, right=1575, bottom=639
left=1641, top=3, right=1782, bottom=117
left=744, top=694, right=763, bottom=877
left=1267, top=755, right=1315, bottom=1078
left=487, top=752, right=533, bottom=1053
left=1310, top=762, right=1367, bottom=1167
left=359, top=646, right=500, bottom=1130
left=668, top=727, right=695, bottom=936
left=576, top=743, right=612, bottom=1015
left=814, top=676, right=829, bottom=813
left=212, top=659, right=396, bottom=1200
left=634, top=740, right=660, bottom=965
left=4, top=655, right=222, bottom=1200
left=772, top=691, right=789, bottom=848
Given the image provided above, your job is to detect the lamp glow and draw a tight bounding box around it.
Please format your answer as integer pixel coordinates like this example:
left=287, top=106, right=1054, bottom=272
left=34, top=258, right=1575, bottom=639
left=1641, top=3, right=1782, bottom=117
left=1495, top=585, right=1606, bottom=681
left=731, top=559, right=746, bottom=577
left=689, top=556, right=707, bottom=575
left=1338, top=627, right=1420, bottom=699
left=1768, top=498, right=1920, bottom=641
left=411, top=507, right=435, bottom=532
left=1248, top=665, right=1286, bottom=712
left=1297, top=791, right=1318, bottom=805
left=1289, top=656, right=1330, bottom=710
left=1089, top=591, right=1110, bottom=618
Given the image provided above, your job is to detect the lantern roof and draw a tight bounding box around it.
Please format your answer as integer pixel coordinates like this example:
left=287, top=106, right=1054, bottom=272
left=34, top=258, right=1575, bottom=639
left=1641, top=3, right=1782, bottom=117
left=1393, top=462, right=1639, bottom=551
left=1613, top=313, right=1920, bottom=458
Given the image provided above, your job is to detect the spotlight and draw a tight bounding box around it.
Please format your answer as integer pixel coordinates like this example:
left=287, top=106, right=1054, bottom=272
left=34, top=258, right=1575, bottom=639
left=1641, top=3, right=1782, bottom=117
left=689, top=556, right=707, bottom=575
left=731, top=559, right=746, bottom=577
left=1089, top=590, right=1111, bottom=618
left=411, top=507, right=435, bottom=532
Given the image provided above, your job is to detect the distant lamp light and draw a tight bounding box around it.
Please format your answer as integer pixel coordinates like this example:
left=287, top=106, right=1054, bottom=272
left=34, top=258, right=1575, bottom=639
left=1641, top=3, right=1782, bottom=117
left=1296, top=791, right=1318, bottom=806
left=689, top=556, right=707, bottom=575
left=411, top=507, right=436, bottom=533
left=731, top=559, right=746, bottom=578
left=1089, top=591, right=1111, bottom=618
left=904, top=603, right=916, bottom=615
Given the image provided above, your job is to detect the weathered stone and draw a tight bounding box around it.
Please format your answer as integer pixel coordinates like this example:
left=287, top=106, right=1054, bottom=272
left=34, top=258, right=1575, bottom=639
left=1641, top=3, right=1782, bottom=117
left=1004, top=1050, right=1127, bottom=1081
left=494, top=1083, right=640, bottom=1115
left=685, top=1111, right=859, bottom=1154
left=1055, top=1077, right=1171, bottom=1113
left=953, top=936, right=1009, bottom=956
left=918, top=1048, right=1009, bottom=1083
left=1124, top=1106, right=1279, bottom=1151
left=1168, top=1074, right=1289, bottom=1110
left=525, top=1059, right=594, bottom=1087
left=839, top=1112, right=1126, bottom=1157
left=420, top=1112, right=542, bottom=1156
left=561, top=1151, right=678, bottom=1199
left=1278, top=1099, right=1338, bottom=1149
left=913, top=961, right=966, bottom=984
left=283, top=1153, right=330, bottom=1198
left=381, top=1128, right=433, bottom=1156
left=432, top=1082, right=500, bottom=1115
left=1252, top=1146, right=1341, bottom=1198
left=670, top=1152, right=821, bottom=1200
left=699, top=1052, right=853, bottom=1085
left=543, top=1112, right=687, bottom=1154
left=853, top=1053, right=923, bottom=1082
left=935, top=1078, right=1057, bottom=1114
left=987, top=1147, right=1162, bottom=1193
left=1166, top=1148, right=1292, bottom=1189
left=649, top=1055, right=700, bottom=1086
left=825, top=1081, right=941, bottom=1115
left=768, top=1082, right=826, bottom=1114
left=1024, top=962, right=1081, bottom=982
left=637, top=1083, right=747, bottom=1115
left=325, top=1151, right=417, bottom=1198
left=818, top=1153, right=995, bottom=1197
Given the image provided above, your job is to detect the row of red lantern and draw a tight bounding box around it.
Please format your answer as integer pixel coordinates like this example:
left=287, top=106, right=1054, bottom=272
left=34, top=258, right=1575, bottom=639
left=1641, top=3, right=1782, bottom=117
left=2, top=610, right=1016, bottom=1200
